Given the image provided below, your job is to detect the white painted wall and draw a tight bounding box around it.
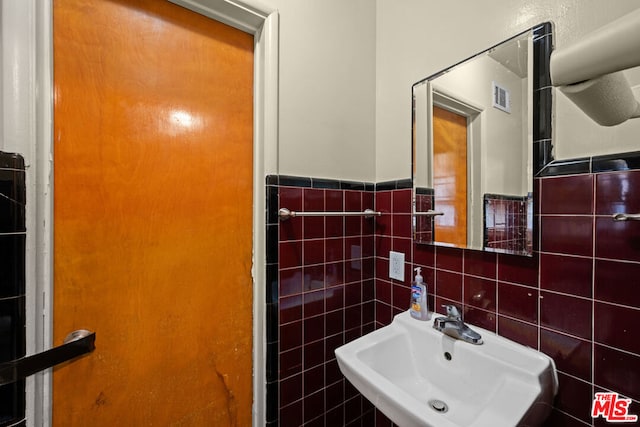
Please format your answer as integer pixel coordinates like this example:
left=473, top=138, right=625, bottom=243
left=376, top=0, right=640, bottom=181
left=432, top=55, right=527, bottom=196
left=268, top=0, right=377, bottom=182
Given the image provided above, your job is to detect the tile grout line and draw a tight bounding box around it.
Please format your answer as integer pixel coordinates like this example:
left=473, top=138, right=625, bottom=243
left=595, top=341, right=640, bottom=359
left=494, top=251, right=500, bottom=336
left=591, top=173, right=597, bottom=415
left=537, top=180, right=542, bottom=352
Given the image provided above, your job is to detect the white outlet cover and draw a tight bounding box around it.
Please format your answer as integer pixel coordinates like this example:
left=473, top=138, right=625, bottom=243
left=389, top=251, right=405, bottom=281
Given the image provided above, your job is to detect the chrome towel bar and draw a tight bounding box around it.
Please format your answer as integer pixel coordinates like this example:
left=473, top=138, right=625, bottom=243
left=413, top=210, right=445, bottom=216
left=612, top=213, right=640, bottom=221
left=279, top=208, right=381, bottom=221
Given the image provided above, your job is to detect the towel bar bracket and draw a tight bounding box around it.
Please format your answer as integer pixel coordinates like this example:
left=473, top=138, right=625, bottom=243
left=612, top=213, right=640, bottom=221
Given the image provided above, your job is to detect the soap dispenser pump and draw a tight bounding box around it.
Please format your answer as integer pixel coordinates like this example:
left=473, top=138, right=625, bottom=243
left=410, top=267, right=430, bottom=321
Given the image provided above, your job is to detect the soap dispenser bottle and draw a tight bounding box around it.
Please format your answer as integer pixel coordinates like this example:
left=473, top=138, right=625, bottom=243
left=410, top=267, right=430, bottom=320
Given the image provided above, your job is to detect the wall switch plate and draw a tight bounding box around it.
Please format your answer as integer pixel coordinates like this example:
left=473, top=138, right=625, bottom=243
left=389, top=251, right=405, bottom=281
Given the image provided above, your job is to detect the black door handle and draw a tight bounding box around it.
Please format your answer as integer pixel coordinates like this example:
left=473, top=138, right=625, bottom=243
left=0, top=330, right=96, bottom=386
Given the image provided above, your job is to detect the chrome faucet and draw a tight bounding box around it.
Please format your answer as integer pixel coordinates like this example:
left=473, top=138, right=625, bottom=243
left=433, top=305, right=483, bottom=345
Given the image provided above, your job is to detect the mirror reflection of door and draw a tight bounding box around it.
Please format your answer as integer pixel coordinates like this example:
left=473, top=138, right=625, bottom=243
left=433, top=105, right=467, bottom=246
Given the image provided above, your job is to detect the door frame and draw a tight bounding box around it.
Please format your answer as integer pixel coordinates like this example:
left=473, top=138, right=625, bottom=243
left=430, top=83, right=484, bottom=249
left=0, top=0, right=279, bottom=425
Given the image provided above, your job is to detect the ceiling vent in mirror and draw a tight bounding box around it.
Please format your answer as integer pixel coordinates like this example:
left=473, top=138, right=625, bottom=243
left=492, top=81, right=511, bottom=113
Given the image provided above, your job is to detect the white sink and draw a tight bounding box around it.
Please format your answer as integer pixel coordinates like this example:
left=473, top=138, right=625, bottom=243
left=335, top=311, right=557, bottom=427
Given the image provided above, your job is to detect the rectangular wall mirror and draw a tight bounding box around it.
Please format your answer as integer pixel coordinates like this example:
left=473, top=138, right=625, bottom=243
left=412, top=23, right=553, bottom=257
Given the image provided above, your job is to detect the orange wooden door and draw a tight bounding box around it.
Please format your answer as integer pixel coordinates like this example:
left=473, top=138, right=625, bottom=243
left=52, top=0, right=254, bottom=425
left=433, top=106, right=467, bottom=246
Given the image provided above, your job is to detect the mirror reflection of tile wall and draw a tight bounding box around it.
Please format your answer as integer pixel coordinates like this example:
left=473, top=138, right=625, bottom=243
left=483, top=194, right=530, bottom=254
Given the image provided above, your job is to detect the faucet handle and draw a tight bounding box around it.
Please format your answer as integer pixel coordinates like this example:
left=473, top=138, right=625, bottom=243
left=441, top=304, right=462, bottom=320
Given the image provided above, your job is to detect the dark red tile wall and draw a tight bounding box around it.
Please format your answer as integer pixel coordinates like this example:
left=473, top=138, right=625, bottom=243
left=273, top=179, right=376, bottom=426
left=269, top=166, right=640, bottom=426
left=0, top=152, right=26, bottom=425
left=374, top=170, right=640, bottom=427
left=414, top=191, right=434, bottom=243
left=374, top=187, right=415, bottom=326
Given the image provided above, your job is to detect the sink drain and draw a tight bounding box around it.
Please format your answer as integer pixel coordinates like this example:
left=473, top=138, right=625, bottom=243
left=428, top=399, right=449, bottom=413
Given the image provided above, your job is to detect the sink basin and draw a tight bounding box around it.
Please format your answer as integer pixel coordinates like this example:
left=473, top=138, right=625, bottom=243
left=335, top=311, right=557, bottom=427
